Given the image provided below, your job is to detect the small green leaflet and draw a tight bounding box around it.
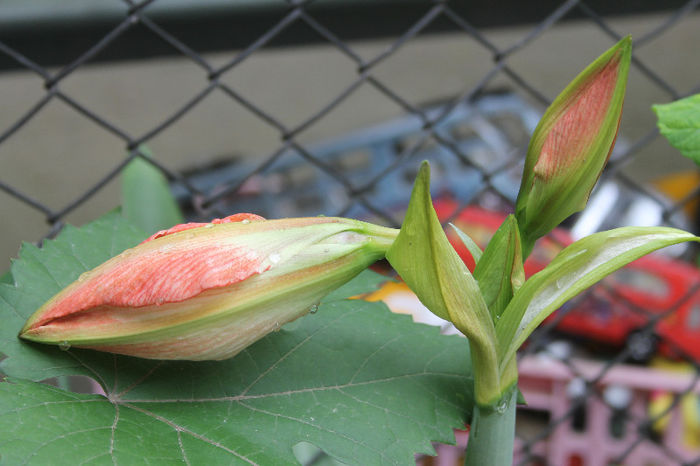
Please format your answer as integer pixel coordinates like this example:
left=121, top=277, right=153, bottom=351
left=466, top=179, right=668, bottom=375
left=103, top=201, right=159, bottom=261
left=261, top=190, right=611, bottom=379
left=0, top=213, right=474, bottom=465
left=653, top=93, right=700, bottom=165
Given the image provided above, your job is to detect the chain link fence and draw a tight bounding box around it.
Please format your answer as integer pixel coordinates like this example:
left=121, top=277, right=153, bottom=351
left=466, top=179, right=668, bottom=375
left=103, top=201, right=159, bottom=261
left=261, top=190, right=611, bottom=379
left=2, top=1, right=700, bottom=464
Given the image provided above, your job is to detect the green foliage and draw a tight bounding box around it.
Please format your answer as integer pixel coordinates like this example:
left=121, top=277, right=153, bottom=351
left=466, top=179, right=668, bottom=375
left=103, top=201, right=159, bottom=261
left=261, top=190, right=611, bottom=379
left=653, top=93, right=700, bottom=165
left=0, top=213, right=474, bottom=465
left=495, top=226, right=700, bottom=370
left=121, top=146, right=184, bottom=234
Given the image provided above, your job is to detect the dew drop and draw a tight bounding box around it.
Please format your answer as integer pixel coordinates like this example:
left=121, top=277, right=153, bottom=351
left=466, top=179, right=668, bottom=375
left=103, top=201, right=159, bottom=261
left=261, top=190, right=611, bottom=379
left=269, top=253, right=281, bottom=264
left=555, top=277, right=567, bottom=289
left=58, top=341, right=71, bottom=351
left=494, top=396, right=509, bottom=414
left=273, top=321, right=281, bottom=332
left=241, top=219, right=251, bottom=224
left=156, top=297, right=165, bottom=305
left=77, top=272, right=88, bottom=283
left=309, top=304, right=319, bottom=314
left=204, top=223, right=214, bottom=229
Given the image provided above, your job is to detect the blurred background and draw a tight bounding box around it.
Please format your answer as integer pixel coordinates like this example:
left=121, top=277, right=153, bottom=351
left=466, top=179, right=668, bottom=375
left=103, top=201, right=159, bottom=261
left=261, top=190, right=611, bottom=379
left=2, top=1, right=700, bottom=464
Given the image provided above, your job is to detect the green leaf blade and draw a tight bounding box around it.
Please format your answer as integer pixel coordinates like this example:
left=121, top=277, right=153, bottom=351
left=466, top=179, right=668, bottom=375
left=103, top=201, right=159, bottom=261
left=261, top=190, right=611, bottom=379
left=654, top=93, right=700, bottom=165
left=121, top=146, right=184, bottom=234
left=0, top=213, right=474, bottom=465
left=0, top=213, right=146, bottom=383
left=496, top=227, right=700, bottom=367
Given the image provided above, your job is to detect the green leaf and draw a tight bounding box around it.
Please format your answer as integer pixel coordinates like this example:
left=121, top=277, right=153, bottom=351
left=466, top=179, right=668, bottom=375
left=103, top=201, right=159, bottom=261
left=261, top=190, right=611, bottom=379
left=496, top=227, right=700, bottom=370
left=121, top=146, right=184, bottom=234
left=653, top=93, right=700, bottom=165
left=0, top=212, right=146, bottom=382
left=0, top=213, right=474, bottom=465
left=322, top=269, right=387, bottom=303
left=473, top=216, right=525, bottom=321
left=386, top=161, right=499, bottom=406
left=449, top=223, right=483, bottom=265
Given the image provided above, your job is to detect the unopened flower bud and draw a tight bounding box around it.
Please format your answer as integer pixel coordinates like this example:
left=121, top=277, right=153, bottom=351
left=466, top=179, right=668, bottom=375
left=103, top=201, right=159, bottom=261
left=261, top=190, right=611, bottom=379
left=20, top=214, right=396, bottom=360
left=516, top=36, right=632, bottom=254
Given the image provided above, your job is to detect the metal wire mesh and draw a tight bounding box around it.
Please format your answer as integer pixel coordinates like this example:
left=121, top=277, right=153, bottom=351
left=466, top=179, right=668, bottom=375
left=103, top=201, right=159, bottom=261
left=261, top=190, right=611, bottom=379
left=2, top=1, right=700, bottom=464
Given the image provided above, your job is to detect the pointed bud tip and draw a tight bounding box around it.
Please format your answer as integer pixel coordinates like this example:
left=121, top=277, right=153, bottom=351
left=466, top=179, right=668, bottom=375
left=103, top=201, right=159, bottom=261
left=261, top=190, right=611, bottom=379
left=515, top=36, right=632, bottom=245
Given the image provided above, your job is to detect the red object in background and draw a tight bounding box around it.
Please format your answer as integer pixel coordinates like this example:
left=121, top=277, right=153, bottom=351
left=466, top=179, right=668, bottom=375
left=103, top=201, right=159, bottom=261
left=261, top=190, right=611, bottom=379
left=435, top=199, right=700, bottom=361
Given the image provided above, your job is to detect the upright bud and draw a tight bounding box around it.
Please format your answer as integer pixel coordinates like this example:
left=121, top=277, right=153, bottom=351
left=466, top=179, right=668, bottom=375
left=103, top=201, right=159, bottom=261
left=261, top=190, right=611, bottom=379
left=515, top=36, right=632, bottom=255
left=19, top=215, right=397, bottom=360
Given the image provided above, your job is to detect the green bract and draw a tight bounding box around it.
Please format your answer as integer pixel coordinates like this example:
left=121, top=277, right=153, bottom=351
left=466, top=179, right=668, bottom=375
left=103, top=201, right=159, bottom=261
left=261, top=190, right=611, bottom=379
left=473, top=215, right=525, bottom=322
left=386, top=162, right=504, bottom=406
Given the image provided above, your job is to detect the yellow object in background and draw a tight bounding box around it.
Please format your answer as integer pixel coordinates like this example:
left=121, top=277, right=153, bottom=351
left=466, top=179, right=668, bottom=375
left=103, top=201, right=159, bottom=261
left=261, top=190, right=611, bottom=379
left=654, top=171, right=700, bottom=218
left=366, top=281, right=459, bottom=334
left=649, top=357, right=700, bottom=448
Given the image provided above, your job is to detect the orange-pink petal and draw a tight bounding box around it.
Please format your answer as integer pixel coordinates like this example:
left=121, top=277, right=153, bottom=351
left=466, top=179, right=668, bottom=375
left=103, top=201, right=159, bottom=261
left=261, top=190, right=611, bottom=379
left=28, top=239, right=269, bottom=330
left=534, top=55, right=620, bottom=180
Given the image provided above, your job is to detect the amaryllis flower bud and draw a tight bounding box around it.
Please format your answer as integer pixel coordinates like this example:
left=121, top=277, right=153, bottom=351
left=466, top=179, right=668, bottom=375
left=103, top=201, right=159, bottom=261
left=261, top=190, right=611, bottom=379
left=19, top=214, right=397, bottom=360
left=515, top=36, right=632, bottom=254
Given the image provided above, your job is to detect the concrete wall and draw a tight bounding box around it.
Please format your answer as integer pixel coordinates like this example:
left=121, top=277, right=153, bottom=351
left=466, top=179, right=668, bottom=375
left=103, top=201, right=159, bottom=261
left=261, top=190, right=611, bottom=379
left=2, top=11, right=699, bottom=270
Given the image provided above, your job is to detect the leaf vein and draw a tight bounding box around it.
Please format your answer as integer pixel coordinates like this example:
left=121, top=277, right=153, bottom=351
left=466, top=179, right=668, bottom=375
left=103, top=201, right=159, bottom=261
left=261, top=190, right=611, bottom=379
left=122, top=402, right=259, bottom=465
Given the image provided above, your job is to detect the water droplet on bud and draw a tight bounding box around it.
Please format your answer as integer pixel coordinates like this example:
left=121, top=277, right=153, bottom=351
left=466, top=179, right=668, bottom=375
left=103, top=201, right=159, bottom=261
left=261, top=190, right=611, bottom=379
left=309, top=304, right=319, bottom=314
left=269, top=253, right=281, bottom=264
left=241, top=219, right=251, bottom=224
left=204, top=223, right=214, bottom=229
left=58, top=341, right=71, bottom=351
left=495, top=396, right=509, bottom=414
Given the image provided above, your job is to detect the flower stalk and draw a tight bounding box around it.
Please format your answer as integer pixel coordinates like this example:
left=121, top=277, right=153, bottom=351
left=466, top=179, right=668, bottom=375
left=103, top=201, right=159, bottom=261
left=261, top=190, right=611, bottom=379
left=388, top=36, right=695, bottom=466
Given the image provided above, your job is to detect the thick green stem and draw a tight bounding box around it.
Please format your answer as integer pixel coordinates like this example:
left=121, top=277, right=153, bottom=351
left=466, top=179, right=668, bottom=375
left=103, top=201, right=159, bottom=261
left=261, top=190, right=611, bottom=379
left=463, top=387, right=517, bottom=466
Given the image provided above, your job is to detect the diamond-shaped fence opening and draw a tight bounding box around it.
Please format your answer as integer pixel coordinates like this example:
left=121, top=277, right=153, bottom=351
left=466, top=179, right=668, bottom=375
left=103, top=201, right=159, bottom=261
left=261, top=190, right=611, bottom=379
left=2, top=1, right=700, bottom=465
